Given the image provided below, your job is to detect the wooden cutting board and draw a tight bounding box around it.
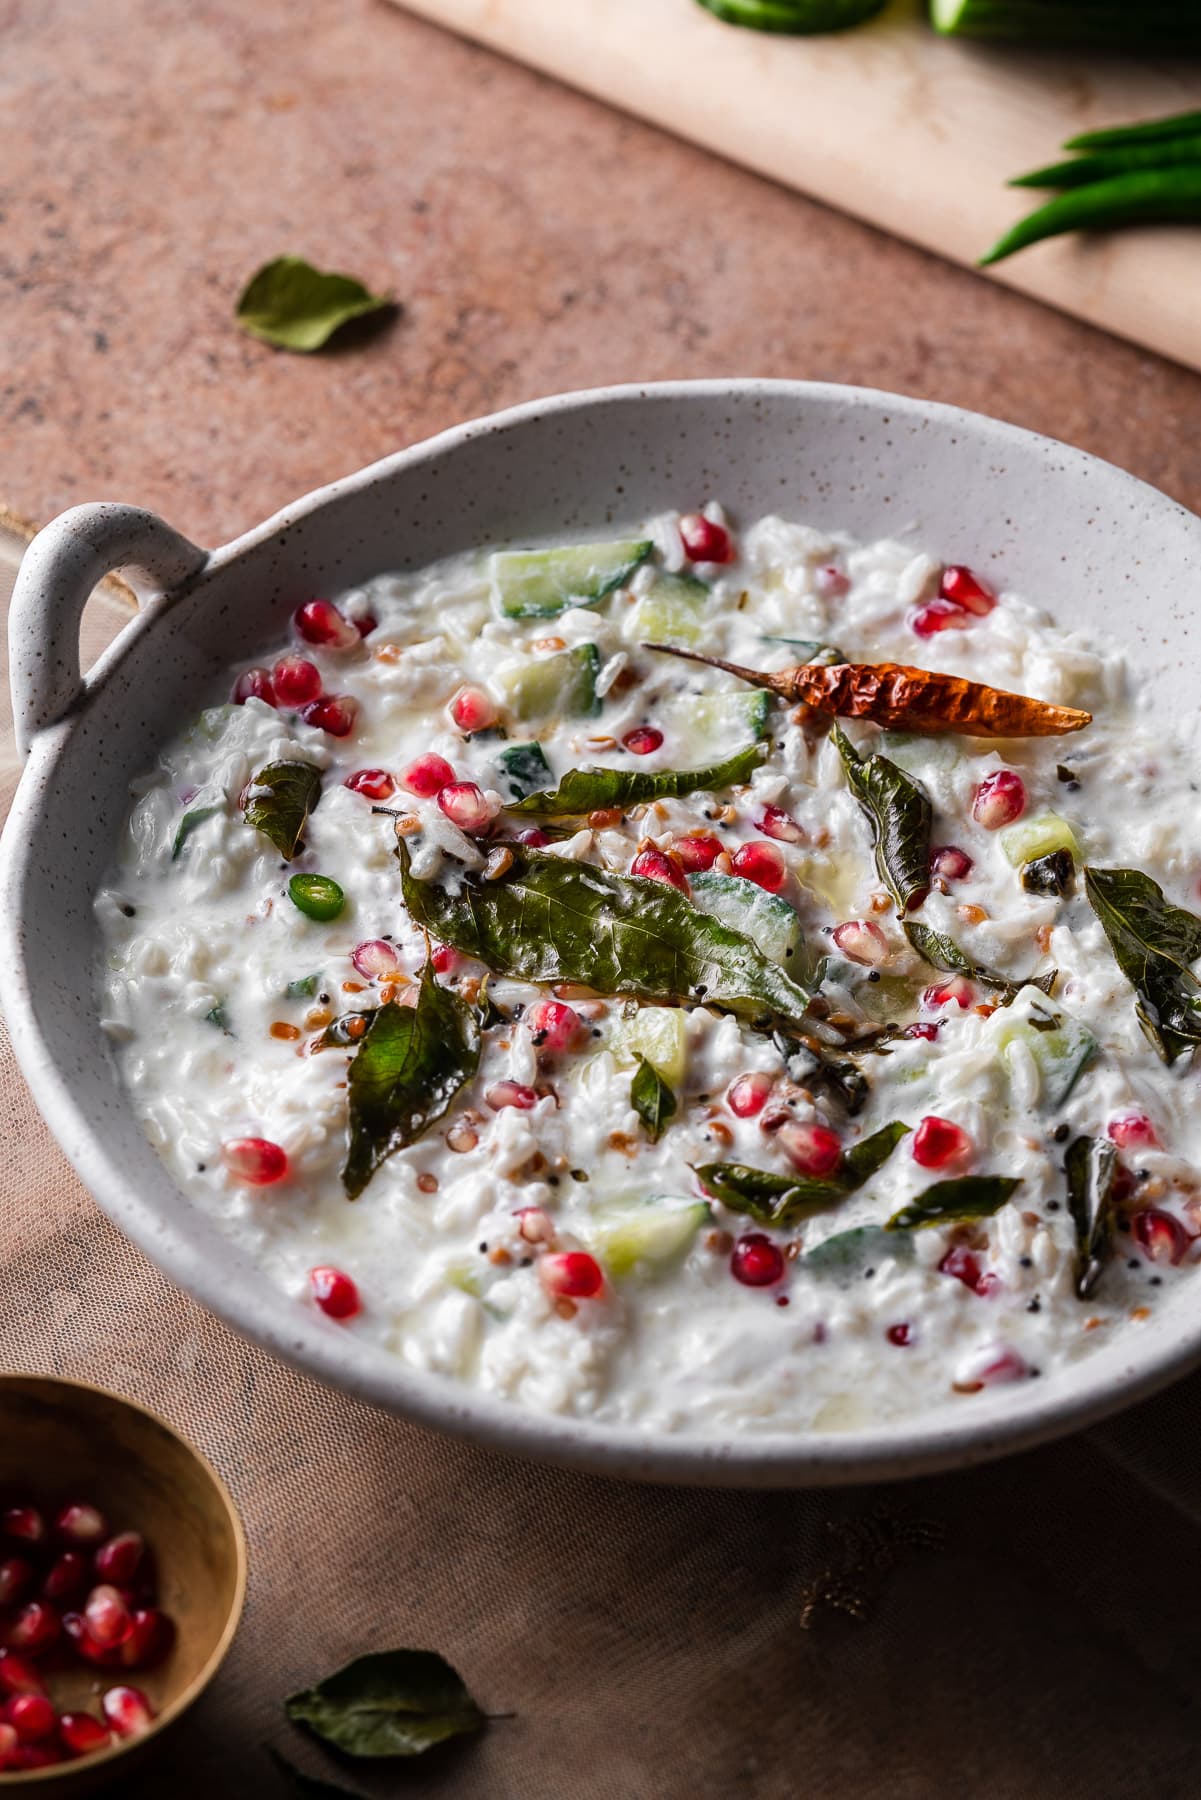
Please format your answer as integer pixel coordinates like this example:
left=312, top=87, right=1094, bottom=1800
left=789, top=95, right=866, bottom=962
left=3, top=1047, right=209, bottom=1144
left=391, top=0, right=1201, bottom=371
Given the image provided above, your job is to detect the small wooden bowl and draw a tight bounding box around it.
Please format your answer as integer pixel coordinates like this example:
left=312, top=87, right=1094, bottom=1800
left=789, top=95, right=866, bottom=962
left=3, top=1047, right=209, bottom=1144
left=0, top=1374, right=246, bottom=1793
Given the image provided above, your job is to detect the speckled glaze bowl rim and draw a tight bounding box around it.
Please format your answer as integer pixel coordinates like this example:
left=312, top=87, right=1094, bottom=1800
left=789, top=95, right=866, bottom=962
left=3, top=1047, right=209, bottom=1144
left=6, top=378, right=1201, bottom=1489
left=0, top=1372, right=247, bottom=1786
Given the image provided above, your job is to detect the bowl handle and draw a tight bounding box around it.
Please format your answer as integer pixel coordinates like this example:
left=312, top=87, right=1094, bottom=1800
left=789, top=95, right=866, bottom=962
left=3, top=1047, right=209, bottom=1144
left=9, top=503, right=208, bottom=757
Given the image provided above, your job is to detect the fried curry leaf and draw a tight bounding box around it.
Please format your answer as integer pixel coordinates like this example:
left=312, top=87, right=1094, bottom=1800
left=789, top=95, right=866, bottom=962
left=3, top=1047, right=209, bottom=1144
left=832, top=724, right=932, bottom=913
left=903, top=921, right=1055, bottom=1004
left=337, top=968, right=480, bottom=1199
left=507, top=743, right=764, bottom=817
left=1084, top=865, right=1201, bottom=1063
left=1065, top=1134, right=1119, bottom=1301
left=696, top=1121, right=910, bottom=1227
left=396, top=836, right=811, bottom=1030
left=242, top=761, right=322, bottom=860
left=885, top=1175, right=1021, bottom=1231
left=236, top=256, right=394, bottom=352
left=285, top=1649, right=486, bottom=1759
left=631, top=1054, right=677, bottom=1142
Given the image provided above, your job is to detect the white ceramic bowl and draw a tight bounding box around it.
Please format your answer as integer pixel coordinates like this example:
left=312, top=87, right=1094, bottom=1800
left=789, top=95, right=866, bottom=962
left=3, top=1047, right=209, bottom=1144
left=5, top=381, right=1201, bottom=1487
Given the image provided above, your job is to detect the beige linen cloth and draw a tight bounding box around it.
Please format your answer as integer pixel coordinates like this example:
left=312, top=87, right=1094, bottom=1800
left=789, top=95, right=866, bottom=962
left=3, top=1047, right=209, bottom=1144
left=2, top=530, right=1200, bottom=1798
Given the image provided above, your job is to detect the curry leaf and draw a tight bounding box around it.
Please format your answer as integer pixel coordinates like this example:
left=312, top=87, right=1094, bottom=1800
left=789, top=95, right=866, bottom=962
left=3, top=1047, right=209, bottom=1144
left=696, top=1120, right=910, bottom=1227
left=172, top=800, right=223, bottom=860
left=903, top=921, right=1055, bottom=1003
left=885, top=1175, right=1021, bottom=1231
left=396, top=836, right=811, bottom=1030
left=338, top=968, right=480, bottom=1199
left=804, top=1223, right=915, bottom=1277
left=1065, top=1134, right=1118, bottom=1301
left=285, top=1649, right=485, bottom=1759
left=243, top=761, right=322, bottom=860
left=631, top=1054, right=677, bottom=1141
left=832, top=724, right=931, bottom=914
left=508, top=743, right=764, bottom=816
left=1084, top=865, right=1201, bottom=1063
left=236, top=256, right=393, bottom=352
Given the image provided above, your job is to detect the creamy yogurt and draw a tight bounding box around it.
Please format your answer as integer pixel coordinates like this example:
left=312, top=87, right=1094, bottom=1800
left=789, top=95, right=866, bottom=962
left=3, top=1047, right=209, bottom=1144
left=95, top=507, right=1201, bottom=1433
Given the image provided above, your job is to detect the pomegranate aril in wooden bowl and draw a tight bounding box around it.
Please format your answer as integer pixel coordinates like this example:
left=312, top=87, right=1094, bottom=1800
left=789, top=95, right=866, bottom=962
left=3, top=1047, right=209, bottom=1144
left=0, top=1375, right=245, bottom=1792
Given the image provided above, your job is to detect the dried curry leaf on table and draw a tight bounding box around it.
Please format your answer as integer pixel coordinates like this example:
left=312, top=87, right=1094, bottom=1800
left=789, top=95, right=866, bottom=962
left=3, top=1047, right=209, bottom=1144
left=643, top=646, right=1092, bottom=737
left=831, top=724, right=932, bottom=913
left=236, top=256, right=394, bottom=352
left=1065, top=1134, right=1119, bottom=1300
left=631, top=1054, right=677, bottom=1141
left=506, top=742, right=764, bottom=816
left=903, top=921, right=1056, bottom=1004
left=696, top=1121, right=910, bottom=1227
left=242, top=761, right=322, bottom=860
left=285, top=1649, right=486, bottom=1759
left=333, top=968, right=481, bottom=1199
left=395, top=835, right=812, bottom=1030
left=1084, top=865, right=1201, bottom=1064
left=886, top=1175, right=1022, bottom=1231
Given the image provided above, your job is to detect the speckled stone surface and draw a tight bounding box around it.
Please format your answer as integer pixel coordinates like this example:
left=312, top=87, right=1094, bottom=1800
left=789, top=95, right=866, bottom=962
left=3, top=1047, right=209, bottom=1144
left=2, top=0, right=1200, bottom=552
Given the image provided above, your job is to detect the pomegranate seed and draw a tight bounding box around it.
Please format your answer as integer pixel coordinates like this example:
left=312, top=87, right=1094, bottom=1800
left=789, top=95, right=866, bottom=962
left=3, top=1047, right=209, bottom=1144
left=93, top=1532, right=145, bottom=1588
left=815, top=564, right=850, bottom=598
left=623, top=726, right=664, bottom=755
left=778, top=1121, right=842, bottom=1177
left=673, top=834, right=723, bottom=872
left=8, top=1743, right=63, bottom=1770
left=831, top=919, right=889, bottom=966
left=402, top=753, right=455, bottom=798
left=60, top=1613, right=118, bottom=1669
left=485, top=1081, right=538, bottom=1111
left=679, top=512, right=734, bottom=564
left=0, top=1722, right=15, bottom=1766
left=539, top=1252, right=604, bottom=1300
left=271, top=653, right=322, bottom=708
left=431, top=944, right=459, bottom=974
left=119, top=1608, right=174, bottom=1671
left=1133, top=1208, right=1191, bottom=1265
left=730, top=841, right=786, bottom=894
left=0, top=1654, right=46, bottom=1699
left=940, top=564, right=996, bottom=616
left=727, top=1072, right=773, bottom=1118
left=54, top=1503, right=108, bottom=1548
left=923, top=976, right=975, bottom=1011
left=344, top=767, right=395, bottom=801
left=516, top=827, right=550, bottom=848
left=231, top=666, right=276, bottom=707
left=1107, top=1113, right=1160, bottom=1151
left=930, top=845, right=973, bottom=882
left=438, top=781, right=491, bottom=834
left=912, top=1115, right=972, bottom=1171
left=910, top=599, right=970, bottom=638
left=6, top=1603, right=58, bottom=1656
left=293, top=599, right=359, bottom=650
left=220, top=1137, right=288, bottom=1186
left=1, top=1509, right=44, bottom=1550
left=758, top=804, right=805, bottom=844
left=939, top=1245, right=983, bottom=1290
left=973, top=1345, right=1029, bottom=1386
left=351, top=939, right=401, bottom=980
left=730, top=1233, right=785, bottom=1287
left=59, top=1712, right=111, bottom=1757
left=42, top=1552, right=89, bottom=1602
left=630, top=846, right=689, bottom=893
left=101, top=1686, right=155, bottom=1740
left=5, top=1694, right=55, bottom=1743
left=354, top=612, right=378, bottom=638
left=309, top=1266, right=361, bottom=1320
left=886, top=1322, right=912, bottom=1347
left=972, top=769, right=1027, bottom=829
left=0, top=1560, right=33, bottom=1608
left=85, top=1585, right=133, bottom=1650
left=525, top=999, right=583, bottom=1053
left=449, top=685, right=498, bottom=733
left=904, top=1022, right=940, bottom=1043
left=301, top=693, right=359, bottom=737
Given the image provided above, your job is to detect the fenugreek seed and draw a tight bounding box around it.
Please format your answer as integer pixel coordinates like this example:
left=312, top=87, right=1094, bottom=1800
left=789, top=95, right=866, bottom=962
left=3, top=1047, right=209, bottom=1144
left=555, top=1297, right=578, bottom=1320
left=705, top=1229, right=734, bottom=1255
left=812, top=826, right=831, bottom=849
left=586, top=735, right=619, bottom=751
left=374, top=642, right=405, bottom=663
left=952, top=1380, right=984, bottom=1395
left=533, top=635, right=566, bottom=652
left=304, top=1007, right=334, bottom=1031
left=489, top=1246, right=513, bottom=1266
left=868, top=891, right=891, bottom=914
left=483, top=846, right=515, bottom=881
left=1036, top=923, right=1053, bottom=953
left=446, top=1122, right=479, bottom=1152
left=716, top=804, right=737, bottom=825
left=713, top=851, right=734, bottom=875
left=394, top=813, right=422, bottom=835
left=416, top=1172, right=438, bottom=1193
left=706, top=1120, right=734, bottom=1148
left=589, top=807, right=623, bottom=830
left=270, top=1021, right=301, bottom=1041
left=784, top=1241, right=802, bottom=1261
left=957, top=903, right=989, bottom=925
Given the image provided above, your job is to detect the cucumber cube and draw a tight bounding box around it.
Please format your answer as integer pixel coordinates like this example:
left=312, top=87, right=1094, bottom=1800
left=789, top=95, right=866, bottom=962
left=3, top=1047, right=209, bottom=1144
left=1000, top=811, right=1080, bottom=868
left=628, top=573, right=709, bottom=647
left=496, top=644, right=601, bottom=721
left=492, top=539, right=653, bottom=618
left=606, top=1005, right=688, bottom=1087
left=994, top=995, right=1096, bottom=1109
left=662, top=689, right=772, bottom=761
left=690, top=870, right=804, bottom=970
left=591, top=1197, right=710, bottom=1280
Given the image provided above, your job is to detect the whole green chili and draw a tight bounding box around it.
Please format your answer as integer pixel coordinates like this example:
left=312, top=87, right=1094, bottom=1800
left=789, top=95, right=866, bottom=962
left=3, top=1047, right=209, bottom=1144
left=1011, top=134, right=1201, bottom=192
left=980, top=166, right=1201, bottom=266
left=1065, top=110, right=1201, bottom=153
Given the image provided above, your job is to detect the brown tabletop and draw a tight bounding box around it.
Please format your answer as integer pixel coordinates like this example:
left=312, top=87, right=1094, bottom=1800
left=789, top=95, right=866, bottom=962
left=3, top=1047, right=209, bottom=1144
left=4, top=5, right=1201, bottom=1797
